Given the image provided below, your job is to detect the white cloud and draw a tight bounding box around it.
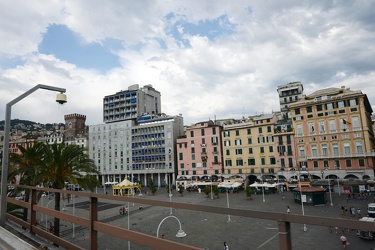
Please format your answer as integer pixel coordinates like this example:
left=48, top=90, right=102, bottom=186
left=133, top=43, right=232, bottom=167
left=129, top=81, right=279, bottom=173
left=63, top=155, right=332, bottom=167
left=0, top=1, right=374, bottom=126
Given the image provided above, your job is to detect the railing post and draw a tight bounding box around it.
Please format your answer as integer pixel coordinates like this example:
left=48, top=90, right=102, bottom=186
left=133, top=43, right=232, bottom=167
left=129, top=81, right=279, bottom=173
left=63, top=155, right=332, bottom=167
left=278, top=220, right=292, bottom=250
left=30, top=188, right=37, bottom=235
left=90, top=196, right=98, bottom=249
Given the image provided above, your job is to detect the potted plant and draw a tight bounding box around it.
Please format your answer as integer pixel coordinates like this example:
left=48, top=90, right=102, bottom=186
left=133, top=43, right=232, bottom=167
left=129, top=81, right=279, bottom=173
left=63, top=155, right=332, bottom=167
left=178, top=184, right=184, bottom=196
left=203, top=186, right=210, bottom=197
left=149, top=178, right=157, bottom=196
left=212, top=185, right=219, bottom=198
left=246, top=185, right=252, bottom=200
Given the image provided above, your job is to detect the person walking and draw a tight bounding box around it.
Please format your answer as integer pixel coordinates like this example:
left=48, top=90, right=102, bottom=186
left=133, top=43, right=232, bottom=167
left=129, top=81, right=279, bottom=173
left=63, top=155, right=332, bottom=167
left=357, top=208, right=361, bottom=218
left=340, top=205, right=345, bottom=215
left=223, top=241, right=229, bottom=250
left=340, top=235, right=348, bottom=248
left=287, top=206, right=291, bottom=214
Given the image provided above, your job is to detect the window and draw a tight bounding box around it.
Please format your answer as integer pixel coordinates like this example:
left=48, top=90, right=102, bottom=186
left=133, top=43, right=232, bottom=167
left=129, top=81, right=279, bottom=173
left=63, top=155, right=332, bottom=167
left=248, top=159, right=255, bottom=165
left=334, top=160, right=340, bottom=169
left=248, top=148, right=253, bottom=154
left=192, top=154, right=195, bottom=160
left=261, top=158, right=265, bottom=165
left=359, top=159, right=365, bottom=167
left=235, top=148, right=243, bottom=155
left=356, top=141, right=363, bottom=154
left=224, top=131, right=230, bottom=137
left=280, top=159, right=285, bottom=168
left=295, top=108, right=300, bottom=115
left=179, top=153, right=183, bottom=160
left=270, top=157, right=276, bottom=164
left=236, top=130, right=240, bottom=136
left=332, top=144, right=339, bottom=156
left=202, top=138, right=206, bottom=144
left=269, top=146, right=273, bottom=152
left=201, top=129, right=205, bottom=136
left=212, top=127, right=216, bottom=135
left=260, top=147, right=264, bottom=153
left=341, top=119, right=348, bottom=131
left=337, top=101, right=345, bottom=108
left=267, top=136, right=273, bottom=143
left=352, top=117, right=360, bottom=130
left=309, top=122, right=315, bottom=134
left=346, top=160, right=352, bottom=167
left=286, top=135, right=291, bottom=144
left=192, top=163, right=196, bottom=168
left=349, top=99, right=357, bottom=106
left=225, top=159, right=232, bottom=166
left=313, top=161, right=318, bottom=169
left=316, top=105, right=323, bottom=111
left=267, top=126, right=272, bottom=132
left=236, top=159, right=243, bottom=166
left=180, top=163, right=184, bottom=169
left=258, top=136, right=264, bottom=143
left=329, top=120, right=336, bottom=133
left=326, top=103, right=333, bottom=110
left=343, top=142, right=351, bottom=155
left=322, top=144, right=328, bottom=156
left=319, top=121, right=325, bottom=134
left=288, top=158, right=293, bottom=168
left=297, top=124, right=303, bottom=136
left=191, top=147, right=195, bottom=153
left=235, top=139, right=242, bottom=145
left=226, top=149, right=230, bottom=155
left=258, top=127, right=263, bottom=133
left=311, top=145, right=317, bottom=157
left=248, top=138, right=252, bottom=144
left=247, top=128, right=251, bottom=135
left=224, top=140, right=231, bottom=146
left=190, top=131, right=194, bottom=137
left=212, top=137, right=218, bottom=144
left=306, top=106, right=312, bottom=113
left=278, top=145, right=286, bottom=156
left=299, top=146, right=305, bottom=157
left=213, top=156, right=218, bottom=163
left=287, top=145, right=292, bottom=155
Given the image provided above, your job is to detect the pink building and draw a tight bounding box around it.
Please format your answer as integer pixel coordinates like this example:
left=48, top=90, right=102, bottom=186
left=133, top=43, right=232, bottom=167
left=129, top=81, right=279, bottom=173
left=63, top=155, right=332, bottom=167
left=176, top=121, right=223, bottom=180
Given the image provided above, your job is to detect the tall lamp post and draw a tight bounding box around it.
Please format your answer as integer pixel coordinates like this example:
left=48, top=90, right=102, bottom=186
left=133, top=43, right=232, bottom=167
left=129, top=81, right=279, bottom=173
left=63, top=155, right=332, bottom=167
left=156, top=215, right=186, bottom=238
left=0, top=84, right=67, bottom=226
left=322, top=166, right=333, bottom=206
left=297, top=170, right=308, bottom=232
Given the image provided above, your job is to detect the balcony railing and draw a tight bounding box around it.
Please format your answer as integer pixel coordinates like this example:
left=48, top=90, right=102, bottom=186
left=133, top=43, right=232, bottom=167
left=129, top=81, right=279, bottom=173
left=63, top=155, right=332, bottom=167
left=4, top=185, right=375, bottom=250
left=307, top=152, right=375, bottom=160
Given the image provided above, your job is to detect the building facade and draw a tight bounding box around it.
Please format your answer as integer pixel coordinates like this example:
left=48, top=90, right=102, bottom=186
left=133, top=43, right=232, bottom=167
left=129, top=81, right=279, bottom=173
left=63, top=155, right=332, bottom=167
left=176, top=121, right=224, bottom=180
left=288, top=86, right=375, bottom=181
left=103, top=84, right=161, bottom=123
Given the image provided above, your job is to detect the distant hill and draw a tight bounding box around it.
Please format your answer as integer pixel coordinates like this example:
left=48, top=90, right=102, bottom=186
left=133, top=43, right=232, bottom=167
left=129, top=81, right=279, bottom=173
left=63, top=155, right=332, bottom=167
left=0, top=119, right=37, bottom=130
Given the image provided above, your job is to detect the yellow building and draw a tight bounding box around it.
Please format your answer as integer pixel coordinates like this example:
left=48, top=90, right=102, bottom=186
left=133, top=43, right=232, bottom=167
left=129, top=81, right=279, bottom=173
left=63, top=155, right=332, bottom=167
left=222, top=114, right=278, bottom=182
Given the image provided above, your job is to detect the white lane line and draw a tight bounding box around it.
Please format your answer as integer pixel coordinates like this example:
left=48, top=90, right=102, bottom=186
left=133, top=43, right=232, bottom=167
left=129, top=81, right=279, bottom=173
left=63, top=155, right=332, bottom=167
left=257, top=233, right=279, bottom=249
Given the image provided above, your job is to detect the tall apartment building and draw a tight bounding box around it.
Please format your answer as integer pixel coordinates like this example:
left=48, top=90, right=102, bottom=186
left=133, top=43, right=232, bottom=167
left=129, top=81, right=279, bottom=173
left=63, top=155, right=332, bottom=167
left=103, top=84, right=161, bottom=123
left=176, top=121, right=223, bottom=179
left=222, top=114, right=278, bottom=183
left=277, top=81, right=304, bottom=120
left=288, top=86, right=375, bottom=181
left=89, top=115, right=184, bottom=187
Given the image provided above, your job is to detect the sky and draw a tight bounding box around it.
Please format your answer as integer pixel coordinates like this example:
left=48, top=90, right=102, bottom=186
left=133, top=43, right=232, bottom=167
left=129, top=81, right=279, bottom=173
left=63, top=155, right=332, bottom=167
left=1, top=1, right=375, bottom=126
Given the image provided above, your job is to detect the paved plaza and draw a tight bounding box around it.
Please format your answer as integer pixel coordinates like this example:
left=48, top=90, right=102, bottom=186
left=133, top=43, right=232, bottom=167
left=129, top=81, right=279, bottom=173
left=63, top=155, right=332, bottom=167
left=23, top=188, right=375, bottom=249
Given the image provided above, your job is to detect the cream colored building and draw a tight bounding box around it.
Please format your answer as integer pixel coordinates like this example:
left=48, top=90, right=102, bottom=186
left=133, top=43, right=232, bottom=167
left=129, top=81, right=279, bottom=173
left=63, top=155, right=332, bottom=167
left=288, top=86, right=375, bottom=181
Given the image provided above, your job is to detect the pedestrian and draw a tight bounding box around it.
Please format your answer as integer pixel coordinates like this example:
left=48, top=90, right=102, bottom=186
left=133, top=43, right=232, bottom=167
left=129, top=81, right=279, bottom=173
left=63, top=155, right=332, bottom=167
left=340, top=205, right=345, bottom=215
left=287, top=206, right=291, bottom=214
left=344, top=206, right=348, bottom=216
left=223, top=241, right=229, bottom=250
left=161, top=234, right=164, bottom=239
left=357, top=208, right=361, bottom=218
left=350, top=207, right=356, bottom=217
left=340, top=235, right=348, bottom=248
left=125, top=206, right=128, bottom=215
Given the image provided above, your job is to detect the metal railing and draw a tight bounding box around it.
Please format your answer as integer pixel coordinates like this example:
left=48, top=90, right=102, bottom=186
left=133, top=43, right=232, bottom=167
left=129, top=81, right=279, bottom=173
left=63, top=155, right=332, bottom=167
left=5, top=185, right=375, bottom=250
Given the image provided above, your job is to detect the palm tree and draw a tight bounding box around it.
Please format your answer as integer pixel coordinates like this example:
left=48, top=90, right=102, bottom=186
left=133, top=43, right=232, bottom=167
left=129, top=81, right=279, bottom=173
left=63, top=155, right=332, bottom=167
left=39, top=143, right=100, bottom=238
left=9, top=141, right=45, bottom=223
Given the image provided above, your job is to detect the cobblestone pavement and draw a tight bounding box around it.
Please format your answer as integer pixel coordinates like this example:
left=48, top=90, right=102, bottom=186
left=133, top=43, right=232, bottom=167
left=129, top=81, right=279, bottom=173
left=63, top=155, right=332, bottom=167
left=35, top=188, right=375, bottom=250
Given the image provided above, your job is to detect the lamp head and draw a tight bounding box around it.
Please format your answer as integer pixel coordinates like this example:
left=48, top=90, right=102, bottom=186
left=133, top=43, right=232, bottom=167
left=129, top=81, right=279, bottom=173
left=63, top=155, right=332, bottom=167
left=56, top=92, right=67, bottom=104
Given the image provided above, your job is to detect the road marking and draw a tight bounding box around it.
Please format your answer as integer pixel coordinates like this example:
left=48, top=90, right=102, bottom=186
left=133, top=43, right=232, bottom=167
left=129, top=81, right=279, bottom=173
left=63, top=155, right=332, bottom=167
left=257, top=233, right=278, bottom=249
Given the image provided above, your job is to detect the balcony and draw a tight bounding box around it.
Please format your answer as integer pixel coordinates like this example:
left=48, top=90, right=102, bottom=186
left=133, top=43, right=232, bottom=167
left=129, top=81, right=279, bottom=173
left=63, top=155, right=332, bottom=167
left=306, top=152, right=375, bottom=160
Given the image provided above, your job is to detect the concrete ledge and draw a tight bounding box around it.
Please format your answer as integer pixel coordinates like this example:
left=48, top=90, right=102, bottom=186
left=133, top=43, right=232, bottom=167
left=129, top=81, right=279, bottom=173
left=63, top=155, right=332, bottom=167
left=0, top=226, right=37, bottom=250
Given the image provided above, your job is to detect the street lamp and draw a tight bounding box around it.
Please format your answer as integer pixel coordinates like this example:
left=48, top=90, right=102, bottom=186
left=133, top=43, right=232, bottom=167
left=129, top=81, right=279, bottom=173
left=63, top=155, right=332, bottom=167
left=226, top=187, right=231, bottom=222
left=261, top=174, right=265, bottom=203
left=0, top=84, right=67, bottom=226
left=156, top=215, right=186, bottom=238
left=323, top=166, right=333, bottom=206
left=297, top=170, right=308, bottom=232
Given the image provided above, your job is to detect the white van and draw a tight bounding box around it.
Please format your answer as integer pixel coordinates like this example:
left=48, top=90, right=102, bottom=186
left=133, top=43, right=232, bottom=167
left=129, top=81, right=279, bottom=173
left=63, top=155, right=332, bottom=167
left=356, top=217, right=375, bottom=240
left=368, top=203, right=375, bottom=218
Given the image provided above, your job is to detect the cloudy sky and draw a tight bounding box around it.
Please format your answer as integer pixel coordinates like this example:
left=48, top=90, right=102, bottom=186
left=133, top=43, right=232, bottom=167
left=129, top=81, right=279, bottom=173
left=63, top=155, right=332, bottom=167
left=1, top=1, right=375, bottom=126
